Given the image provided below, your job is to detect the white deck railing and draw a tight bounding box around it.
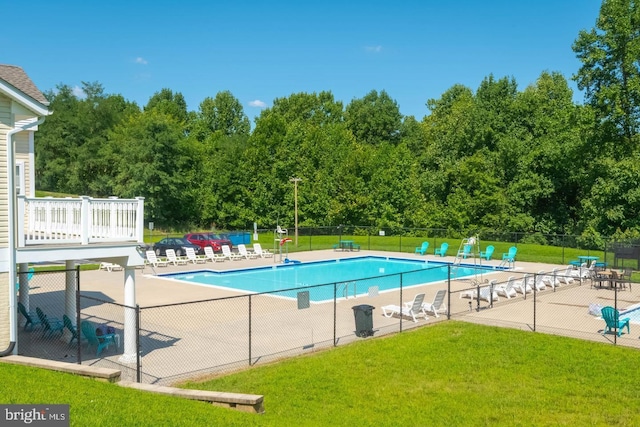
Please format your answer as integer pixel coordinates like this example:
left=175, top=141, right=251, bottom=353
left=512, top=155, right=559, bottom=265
left=17, top=195, right=145, bottom=247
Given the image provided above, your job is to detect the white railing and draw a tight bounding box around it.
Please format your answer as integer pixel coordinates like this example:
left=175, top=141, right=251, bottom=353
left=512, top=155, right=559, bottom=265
left=17, top=195, right=145, bottom=247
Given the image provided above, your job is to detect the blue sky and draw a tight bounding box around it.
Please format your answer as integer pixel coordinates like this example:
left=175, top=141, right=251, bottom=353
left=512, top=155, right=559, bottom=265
left=5, top=0, right=602, bottom=123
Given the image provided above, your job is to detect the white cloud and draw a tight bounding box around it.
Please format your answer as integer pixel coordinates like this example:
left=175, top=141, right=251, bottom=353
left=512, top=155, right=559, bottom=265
left=72, top=85, right=86, bottom=99
left=134, top=57, right=148, bottom=65
left=365, top=45, right=383, bottom=53
left=248, top=99, right=267, bottom=108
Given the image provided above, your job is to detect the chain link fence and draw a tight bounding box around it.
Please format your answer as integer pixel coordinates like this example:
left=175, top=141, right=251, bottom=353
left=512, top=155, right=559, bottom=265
left=14, top=261, right=640, bottom=385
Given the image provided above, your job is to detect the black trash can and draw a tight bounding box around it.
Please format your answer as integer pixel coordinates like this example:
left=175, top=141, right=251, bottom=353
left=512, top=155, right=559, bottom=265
left=352, top=304, right=375, bottom=337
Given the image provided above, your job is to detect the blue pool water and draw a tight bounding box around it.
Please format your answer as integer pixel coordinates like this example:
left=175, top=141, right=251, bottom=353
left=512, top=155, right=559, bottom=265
left=163, top=256, right=497, bottom=302
left=620, top=306, right=640, bottom=323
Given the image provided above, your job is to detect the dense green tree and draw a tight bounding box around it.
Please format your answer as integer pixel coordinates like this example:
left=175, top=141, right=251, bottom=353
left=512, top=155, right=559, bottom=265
left=345, top=90, right=403, bottom=145
left=144, top=88, right=189, bottom=124
left=109, top=109, right=193, bottom=227
left=573, top=0, right=640, bottom=145
left=36, top=82, right=138, bottom=195
left=191, top=91, right=250, bottom=142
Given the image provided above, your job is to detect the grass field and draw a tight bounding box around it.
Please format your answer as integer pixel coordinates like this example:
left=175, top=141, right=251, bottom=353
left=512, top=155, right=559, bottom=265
left=3, top=322, right=640, bottom=426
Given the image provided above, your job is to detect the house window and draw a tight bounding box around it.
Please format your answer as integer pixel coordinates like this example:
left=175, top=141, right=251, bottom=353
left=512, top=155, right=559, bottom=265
left=15, top=161, right=25, bottom=196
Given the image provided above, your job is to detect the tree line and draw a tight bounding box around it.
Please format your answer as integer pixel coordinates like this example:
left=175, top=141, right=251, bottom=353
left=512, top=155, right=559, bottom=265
left=34, top=0, right=640, bottom=244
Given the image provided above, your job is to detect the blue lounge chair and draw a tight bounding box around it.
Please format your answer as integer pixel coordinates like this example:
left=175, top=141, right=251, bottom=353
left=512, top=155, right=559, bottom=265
left=601, top=306, right=630, bottom=337
left=458, top=244, right=472, bottom=259
left=502, top=246, right=517, bottom=263
left=480, top=245, right=495, bottom=260
left=414, top=242, right=429, bottom=255
left=35, top=307, right=64, bottom=338
left=434, top=242, right=449, bottom=257
left=81, top=320, right=118, bottom=357
left=17, top=302, right=40, bottom=331
left=63, top=314, right=79, bottom=345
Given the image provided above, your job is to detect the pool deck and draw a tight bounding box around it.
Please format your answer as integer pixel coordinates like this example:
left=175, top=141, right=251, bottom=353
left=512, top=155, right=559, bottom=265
left=20, top=249, right=640, bottom=384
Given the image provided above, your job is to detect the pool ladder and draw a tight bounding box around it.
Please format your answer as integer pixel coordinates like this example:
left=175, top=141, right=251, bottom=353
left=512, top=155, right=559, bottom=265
left=339, top=281, right=357, bottom=299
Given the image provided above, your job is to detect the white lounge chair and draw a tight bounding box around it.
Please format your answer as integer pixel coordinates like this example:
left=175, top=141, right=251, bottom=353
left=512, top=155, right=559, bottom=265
left=238, top=244, right=258, bottom=259
left=495, top=277, right=518, bottom=299
left=221, top=245, right=242, bottom=261
left=532, top=271, right=547, bottom=291
left=166, top=249, right=188, bottom=265
left=421, top=289, right=447, bottom=317
left=99, top=262, right=123, bottom=272
left=558, top=266, right=575, bottom=285
left=542, top=268, right=562, bottom=289
left=185, top=247, right=207, bottom=264
left=252, top=243, right=273, bottom=258
left=460, top=280, right=499, bottom=303
left=145, top=251, right=169, bottom=267
left=381, top=293, right=427, bottom=322
left=513, top=274, right=533, bottom=294
left=204, top=246, right=226, bottom=262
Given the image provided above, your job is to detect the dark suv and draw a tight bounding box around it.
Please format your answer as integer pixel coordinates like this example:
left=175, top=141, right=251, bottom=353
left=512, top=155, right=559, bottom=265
left=184, top=232, right=233, bottom=253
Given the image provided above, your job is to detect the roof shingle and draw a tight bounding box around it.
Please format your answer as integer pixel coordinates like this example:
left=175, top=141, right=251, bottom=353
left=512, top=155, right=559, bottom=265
left=0, top=64, right=49, bottom=106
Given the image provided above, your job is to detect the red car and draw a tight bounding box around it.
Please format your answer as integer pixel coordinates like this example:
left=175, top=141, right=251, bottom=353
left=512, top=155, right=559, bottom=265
left=184, top=233, right=232, bottom=253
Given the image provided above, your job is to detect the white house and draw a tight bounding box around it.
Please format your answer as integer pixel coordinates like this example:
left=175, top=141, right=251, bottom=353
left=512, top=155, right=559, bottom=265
left=0, top=64, right=145, bottom=362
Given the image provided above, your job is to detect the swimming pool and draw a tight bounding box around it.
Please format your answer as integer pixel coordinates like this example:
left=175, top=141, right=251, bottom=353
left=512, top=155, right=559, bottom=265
left=163, top=256, right=498, bottom=302
left=620, top=305, right=640, bottom=323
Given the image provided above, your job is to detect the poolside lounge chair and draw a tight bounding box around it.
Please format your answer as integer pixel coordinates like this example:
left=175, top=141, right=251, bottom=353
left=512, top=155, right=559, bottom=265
left=544, top=268, right=566, bottom=289
left=185, top=247, right=207, bottom=264
left=99, top=262, right=123, bottom=272
left=558, top=266, right=575, bottom=285
left=145, top=250, right=169, bottom=267
left=460, top=280, right=499, bottom=303
left=513, top=274, right=533, bottom=294
left=36, top=307, right=64, bottom=338
left=501, top=246, right=517, bottom=266
left=495, top=277, right=518, bottom=299
left=252, top=243, right=272, bottom=258
left=479, top=245, right=495, bottom=260
left=166, top=249, right=188, bottom=265
left=222, top=245, right=242, bottom=261
left=63, top=314, right=80, bottom=345
left=17, top=301, right=40, bottom=331
left=457, top=244, right=472, bottom=259
left=434, top=242, right=449, bottom=257
left=532, top=271, right=548, bottom=291
left=601, top=306, right=630, bottom=337
left=204, top=246, right=226, bottom=262
left=421, top=290, right=447, bottom=317
left=238, top=244, right=258, bottom=259
left=381, top=293, right=427, bottom=322
left=81, top=320, right=118, bottom=357
left=414, top=242, right=429, bottom=255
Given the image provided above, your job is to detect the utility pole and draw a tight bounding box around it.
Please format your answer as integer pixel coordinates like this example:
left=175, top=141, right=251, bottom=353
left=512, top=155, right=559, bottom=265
left=290, top=177, right=302, bottom=246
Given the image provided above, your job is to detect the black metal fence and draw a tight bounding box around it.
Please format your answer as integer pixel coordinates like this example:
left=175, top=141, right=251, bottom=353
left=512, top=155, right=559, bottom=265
left=14, top=263, right=638, bottom=385
left=153, top=226, right=640, bottom=269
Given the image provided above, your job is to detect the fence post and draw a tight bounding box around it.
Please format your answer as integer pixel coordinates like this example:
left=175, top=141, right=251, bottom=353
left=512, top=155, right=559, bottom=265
left=333, top=283, right=337, bottom=346
left=399, top=273, right=403, bottom=332
left=76, top=265, right=81, bottom=365
left=533, top=273, right=537, bottom=332
left=447, top=267, right=451, bottom=320
left=614, top=286, right=617, bottom=345
left=136, top=304, right=141, bottom=383
left=248, top=294, right=252, bottom=366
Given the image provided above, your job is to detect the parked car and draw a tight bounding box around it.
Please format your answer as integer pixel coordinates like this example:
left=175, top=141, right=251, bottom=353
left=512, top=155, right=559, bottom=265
left=153, top=237, right=202, bottom=257
left=184, top=232, right=233, bottom=253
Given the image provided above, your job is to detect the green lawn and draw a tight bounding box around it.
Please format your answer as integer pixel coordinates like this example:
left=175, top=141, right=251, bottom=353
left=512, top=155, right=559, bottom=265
left=3, top=322, right=639, bottom=426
